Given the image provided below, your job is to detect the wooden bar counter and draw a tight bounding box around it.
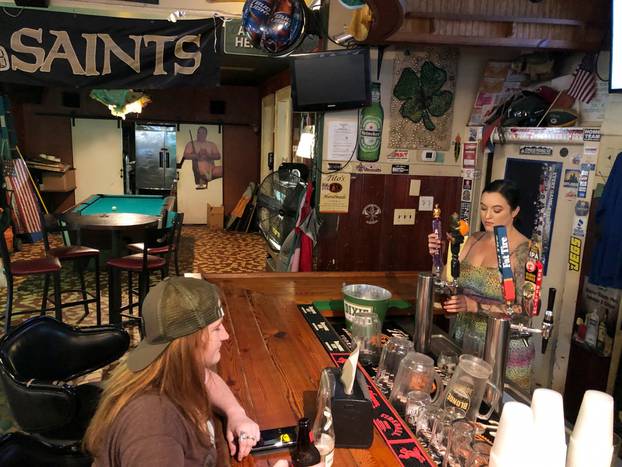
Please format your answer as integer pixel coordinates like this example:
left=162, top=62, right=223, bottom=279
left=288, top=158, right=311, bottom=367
left=203, top=271, right=419, bottom=466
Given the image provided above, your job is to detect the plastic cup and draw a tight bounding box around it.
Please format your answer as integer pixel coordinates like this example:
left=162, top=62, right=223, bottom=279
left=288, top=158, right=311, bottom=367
left=567, top=390, right=614, bottom=467
left=375, top=336, right=414, bottom=395
left=531, top=388, right=566, bottom=467
left=490, top=401, right=534, bottom=467
left=350, top=311, right=382, bottom=366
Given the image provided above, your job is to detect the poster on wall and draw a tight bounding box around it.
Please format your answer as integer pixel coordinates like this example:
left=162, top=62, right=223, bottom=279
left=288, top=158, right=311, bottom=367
left=177, top=124, right=223, bottom=224
left=505, top=158, right=562, bottom=274
left=389, top=47, right=458, bottom=151
left=319, top=172, right=351, bottom=213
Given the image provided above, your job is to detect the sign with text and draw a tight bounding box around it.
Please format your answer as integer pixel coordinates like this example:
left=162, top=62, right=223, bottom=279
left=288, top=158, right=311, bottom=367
left=223, top=19, right=269, bottom=57
left=320, top=172, right=351, bottom=213
left=0, top=7, right=221, bottom=88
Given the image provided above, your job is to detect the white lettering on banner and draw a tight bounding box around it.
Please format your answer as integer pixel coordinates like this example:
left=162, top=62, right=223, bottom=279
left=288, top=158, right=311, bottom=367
left=500, top=237, right=511, bottom=268
left=5, top=27, right=202, bottom=76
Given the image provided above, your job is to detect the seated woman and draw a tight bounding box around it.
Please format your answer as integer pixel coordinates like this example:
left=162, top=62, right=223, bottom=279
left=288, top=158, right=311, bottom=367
left=428, top=179, right=534, bottom=393
left=84, top=277, right=260, bottom=466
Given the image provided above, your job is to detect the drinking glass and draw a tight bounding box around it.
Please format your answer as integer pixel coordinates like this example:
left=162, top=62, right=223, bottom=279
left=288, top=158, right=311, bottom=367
left=416, top=405, right=444, bottom=445
left=350, top=311, right=382, bottom=366
left=467, top=441, right=491, bottom=466
left=404, top=390, right=432, bottom=429
left=390, top=351, right=442, bottom=414
left=462, top=326, right=484, bottom=358
left=375, top=336, right=414, bottom=395
left=431, top=406, right=466, bottom=457
left=443, top=420, right=476, bottom=467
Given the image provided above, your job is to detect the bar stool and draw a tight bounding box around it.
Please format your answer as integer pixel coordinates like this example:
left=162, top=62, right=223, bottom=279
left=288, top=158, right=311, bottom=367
left=127, top=212, right=184, bottom=276
left=107, top=226, right=173, bottom=329
left=41, top=213, right=101, bottom=325
left=0, top=227, right=62, bottom=331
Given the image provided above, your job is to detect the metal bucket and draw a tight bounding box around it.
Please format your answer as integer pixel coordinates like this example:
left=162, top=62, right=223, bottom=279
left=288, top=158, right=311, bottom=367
left=343, top=284, right=392, bottom=330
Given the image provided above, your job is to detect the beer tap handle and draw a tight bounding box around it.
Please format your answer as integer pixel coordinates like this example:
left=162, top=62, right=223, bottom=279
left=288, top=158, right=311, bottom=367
left=541, top=288, right=556, bottom=354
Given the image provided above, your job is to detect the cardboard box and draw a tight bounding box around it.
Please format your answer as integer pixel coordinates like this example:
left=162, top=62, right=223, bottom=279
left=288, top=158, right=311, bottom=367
left=41, top=169, right=76, bottom=192
left=207, top=203, right=224, bottom=229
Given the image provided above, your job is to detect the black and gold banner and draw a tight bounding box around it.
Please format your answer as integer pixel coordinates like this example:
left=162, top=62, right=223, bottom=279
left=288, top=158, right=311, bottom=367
left=0, top=8, right=221, bottom=88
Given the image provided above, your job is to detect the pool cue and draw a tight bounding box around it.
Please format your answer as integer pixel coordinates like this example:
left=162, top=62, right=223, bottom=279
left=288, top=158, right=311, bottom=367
left=15, top=145, right=49, bottom=214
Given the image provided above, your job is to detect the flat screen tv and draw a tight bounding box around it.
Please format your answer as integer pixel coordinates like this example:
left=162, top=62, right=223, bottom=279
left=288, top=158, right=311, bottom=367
left=611, top=0, right=622, bottom=92
left=291, top=48, right=371, bottom=111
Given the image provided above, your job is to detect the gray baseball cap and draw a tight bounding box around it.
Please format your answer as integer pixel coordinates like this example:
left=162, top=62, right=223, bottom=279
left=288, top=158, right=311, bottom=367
left=127, top=277, right=224, bottom=372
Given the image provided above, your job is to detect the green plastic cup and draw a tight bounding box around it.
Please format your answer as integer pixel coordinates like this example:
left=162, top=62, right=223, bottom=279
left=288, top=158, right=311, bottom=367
left=343, top=284, right=392, bottom=330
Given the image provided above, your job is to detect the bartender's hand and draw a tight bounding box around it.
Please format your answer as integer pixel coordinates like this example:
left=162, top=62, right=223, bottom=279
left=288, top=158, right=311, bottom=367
left=428, top=232, right=442, bottom=257
left=442, top=295, right=477, bottom=314
left=227, top=411, right=260, bottom=461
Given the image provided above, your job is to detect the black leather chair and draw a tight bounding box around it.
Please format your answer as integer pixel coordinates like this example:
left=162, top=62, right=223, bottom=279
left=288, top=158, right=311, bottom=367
left=0, top=432, right=91, bottom=467
left=0, top=316, right=130, bottom=443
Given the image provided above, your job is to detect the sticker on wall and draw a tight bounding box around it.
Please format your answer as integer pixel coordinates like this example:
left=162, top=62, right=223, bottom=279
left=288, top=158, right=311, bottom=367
left=391, top=164, right=409, bottom=174
left=572, top=155, right=582, bottom=165
left=563, top=169, right=580, bottom=188
left=418, top=196, right=434, bottom=212
left=565, top=190, right=577, bottom=199
left=461, top=189, right=471, bottom=202
left=463, top=179, right=472, bottom=190
left=353, top=162, right=387, bottom=174
left=468, top=127, right=482, bottom=142
left=387, top=149, right=409, bottom=160
left=463, top=142, right=477, bottom=167
left=578, top=170, right=590, bottom=198
left=560, top=147, right=569, bottom=158
left=362, top=204, right=381, bottom=224
left=519, top=145, right=553, bottom=156
left=575, top=200, right=590, bottom=216
left=460, top=201, right=471, bottom=221
left=327, top=162, right=343, bottom=171
left=581, top=163, right=596, bottom=171
left=572, top=217, right=587, bottom=238
left=583, top=128, right=601, bottom=142
left=462, top=168, right=475, bottom=180
left=568, top=236, right=583, bottom=271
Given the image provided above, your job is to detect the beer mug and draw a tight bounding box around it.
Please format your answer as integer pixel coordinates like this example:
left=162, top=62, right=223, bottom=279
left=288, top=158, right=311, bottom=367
left=440, top=354, right=500, bottom=422
left=389, top=351, right=442, bottom=415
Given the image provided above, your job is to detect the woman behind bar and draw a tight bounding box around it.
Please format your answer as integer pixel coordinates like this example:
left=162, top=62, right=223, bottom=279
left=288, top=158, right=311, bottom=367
left=84, top=277, right=260, bottom=466
left=428, top=179, right=534, bottom=392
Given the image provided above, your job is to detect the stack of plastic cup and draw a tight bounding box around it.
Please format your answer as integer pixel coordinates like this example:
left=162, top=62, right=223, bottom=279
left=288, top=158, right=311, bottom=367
left=566, top=390, right=614, bottom=467
left=490, top=401, right=535, bottom=467
left=531, top=388, right=567, bottom=467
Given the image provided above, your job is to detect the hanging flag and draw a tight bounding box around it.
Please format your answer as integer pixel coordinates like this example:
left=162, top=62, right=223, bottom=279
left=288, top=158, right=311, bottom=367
left=566, top=54, right=597, bottom=103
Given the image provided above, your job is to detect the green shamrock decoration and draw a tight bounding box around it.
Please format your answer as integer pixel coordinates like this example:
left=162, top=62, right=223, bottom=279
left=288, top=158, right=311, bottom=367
left=393, top=61, right=453, bottom=131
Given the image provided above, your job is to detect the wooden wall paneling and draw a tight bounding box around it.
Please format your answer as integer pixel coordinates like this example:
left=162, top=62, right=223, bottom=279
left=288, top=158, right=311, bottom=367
left=349, top=174, right=386, bottom=270
left=222, top=125, right=260, bottom=215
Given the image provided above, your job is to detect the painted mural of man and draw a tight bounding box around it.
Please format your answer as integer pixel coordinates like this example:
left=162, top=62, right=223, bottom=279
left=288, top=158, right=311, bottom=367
left=183, top=126, right=223, bottom=190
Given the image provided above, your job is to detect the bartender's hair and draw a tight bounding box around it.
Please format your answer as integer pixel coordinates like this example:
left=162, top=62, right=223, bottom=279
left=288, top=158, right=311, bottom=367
left=482, top=179, right=520, bottom=211
left=83, top=329, right=213, bottom=456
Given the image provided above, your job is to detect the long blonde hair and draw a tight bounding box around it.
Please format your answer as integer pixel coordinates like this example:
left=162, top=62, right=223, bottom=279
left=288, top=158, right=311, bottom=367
left=84, top=329, right=212, bottom=455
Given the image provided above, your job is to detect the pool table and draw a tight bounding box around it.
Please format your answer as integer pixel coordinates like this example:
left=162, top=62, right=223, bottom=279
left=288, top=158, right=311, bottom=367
left=62, top=194, right=175, bottom=256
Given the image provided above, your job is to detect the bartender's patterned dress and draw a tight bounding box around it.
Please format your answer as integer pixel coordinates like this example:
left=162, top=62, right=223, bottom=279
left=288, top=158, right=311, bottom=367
left=452, top=240, right=534, bottom=393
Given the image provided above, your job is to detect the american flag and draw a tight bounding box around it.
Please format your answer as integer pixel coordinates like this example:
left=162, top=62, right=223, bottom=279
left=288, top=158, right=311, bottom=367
left=567, top=54, right=597, bottom=103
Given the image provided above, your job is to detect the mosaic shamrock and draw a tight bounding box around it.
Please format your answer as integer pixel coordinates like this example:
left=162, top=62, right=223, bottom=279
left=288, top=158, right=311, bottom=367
left=393, top=61, right=454, bottom=131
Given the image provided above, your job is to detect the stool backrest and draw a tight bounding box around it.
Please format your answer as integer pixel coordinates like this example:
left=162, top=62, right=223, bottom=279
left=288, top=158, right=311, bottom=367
left=0, top=227, right=13, bottom=278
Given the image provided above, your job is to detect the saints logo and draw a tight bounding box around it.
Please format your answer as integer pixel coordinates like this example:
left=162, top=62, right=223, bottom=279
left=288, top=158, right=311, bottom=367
left=0, top=46, right=9, bottom=72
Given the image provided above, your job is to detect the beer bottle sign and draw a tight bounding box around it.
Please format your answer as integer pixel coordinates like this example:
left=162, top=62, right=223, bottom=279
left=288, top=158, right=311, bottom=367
left=357, top=82, right=383, bottom=162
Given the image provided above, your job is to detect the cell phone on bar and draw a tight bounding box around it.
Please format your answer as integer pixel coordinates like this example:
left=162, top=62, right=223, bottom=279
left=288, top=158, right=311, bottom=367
left=250, top=426, right=297, bottom=453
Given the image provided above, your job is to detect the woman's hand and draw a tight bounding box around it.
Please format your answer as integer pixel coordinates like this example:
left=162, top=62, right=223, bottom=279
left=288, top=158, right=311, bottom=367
left=428, top=232, right=442, bottom=257
left=226, top=410, right=260, bottom=461
left=442, top=295, right=477, bottom=314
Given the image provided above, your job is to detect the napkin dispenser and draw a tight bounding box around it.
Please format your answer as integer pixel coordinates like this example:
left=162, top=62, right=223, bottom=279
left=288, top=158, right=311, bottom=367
left=318, top=367, right=373, bottom=448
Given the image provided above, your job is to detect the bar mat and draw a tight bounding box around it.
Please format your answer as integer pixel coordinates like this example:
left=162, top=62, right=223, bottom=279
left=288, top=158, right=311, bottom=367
left=298, top=304, right=437, bottom=467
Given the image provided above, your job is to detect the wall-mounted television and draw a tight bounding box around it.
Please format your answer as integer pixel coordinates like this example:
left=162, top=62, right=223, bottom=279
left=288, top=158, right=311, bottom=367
left=291, top=48, right=371, bottom=112
left=611, top=0, right=622, bottom=92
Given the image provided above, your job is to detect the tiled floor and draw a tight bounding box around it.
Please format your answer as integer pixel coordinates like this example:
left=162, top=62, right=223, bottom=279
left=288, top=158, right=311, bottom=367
left=0, top=226, right=266, bottom=433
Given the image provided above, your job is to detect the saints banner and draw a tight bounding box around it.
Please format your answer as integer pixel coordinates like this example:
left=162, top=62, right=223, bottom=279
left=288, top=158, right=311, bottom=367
left=0, top=8, right=221, bottom=88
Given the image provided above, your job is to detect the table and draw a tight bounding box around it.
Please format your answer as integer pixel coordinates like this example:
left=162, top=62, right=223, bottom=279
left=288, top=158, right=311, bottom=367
left=63, top=194, right=173, bottom=257
left=203, top=271, right=421, bottom=466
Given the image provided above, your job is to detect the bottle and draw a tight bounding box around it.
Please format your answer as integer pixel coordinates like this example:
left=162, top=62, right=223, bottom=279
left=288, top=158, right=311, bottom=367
left=357, top=82, right=383, bottom=162
left=292, top=417, right=322, bottom=467
left=431, top=204, right=443, bottom=278
left=584, top=309, right=600, bottom=348
left=313, top=406, right=335, bottom=467
left=597, top=310, right=608, bottom=354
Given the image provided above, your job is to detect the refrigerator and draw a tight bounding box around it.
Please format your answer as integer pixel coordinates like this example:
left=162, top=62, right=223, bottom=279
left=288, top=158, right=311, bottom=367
left=472, top=127, right=601, bottom=392
left=134, top=124, right=177, bottom=193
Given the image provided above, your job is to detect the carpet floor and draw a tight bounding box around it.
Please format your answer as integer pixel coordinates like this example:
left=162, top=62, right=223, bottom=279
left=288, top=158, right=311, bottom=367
left=0, top=226, right=266, bottom=433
